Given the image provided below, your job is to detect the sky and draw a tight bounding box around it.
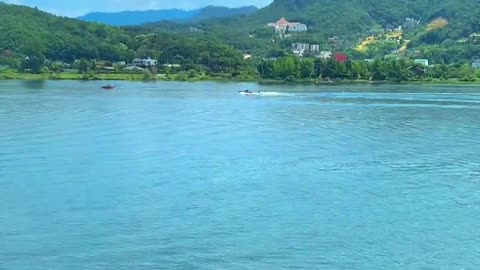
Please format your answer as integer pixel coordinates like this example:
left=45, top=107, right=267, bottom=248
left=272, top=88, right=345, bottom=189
left=4, top=0, right=273, bottom=17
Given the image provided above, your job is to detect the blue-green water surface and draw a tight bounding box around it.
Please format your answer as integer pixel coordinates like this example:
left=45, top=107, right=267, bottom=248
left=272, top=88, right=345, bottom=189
left=1, top=80, right=479, bottom=269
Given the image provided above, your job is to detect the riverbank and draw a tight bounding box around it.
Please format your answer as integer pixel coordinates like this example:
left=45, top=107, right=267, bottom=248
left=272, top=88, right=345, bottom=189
left=0, top=72, right=255, bottom=83
left=1, top=72, right=480, bottom=86
left=0, top=72, right=146, bottom=81
left=257, top=78, right=480, bottom=86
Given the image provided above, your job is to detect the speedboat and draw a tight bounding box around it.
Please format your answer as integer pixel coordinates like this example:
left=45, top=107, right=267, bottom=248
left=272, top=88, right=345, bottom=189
left=101, top=85, right=116, bottom=90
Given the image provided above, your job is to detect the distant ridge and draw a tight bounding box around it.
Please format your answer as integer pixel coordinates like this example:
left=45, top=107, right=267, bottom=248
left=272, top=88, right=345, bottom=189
left=244, top=0, right=480, bottom=38
left=78, top=6, right=258, bottom=26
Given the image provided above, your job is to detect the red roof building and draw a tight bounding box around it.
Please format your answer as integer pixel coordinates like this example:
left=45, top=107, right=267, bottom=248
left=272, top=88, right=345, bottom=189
left=277, top=18, right=289, bottom=27
left=267, top=18, right=308, bottom=33
left=334, top=53, right=348, bottom=63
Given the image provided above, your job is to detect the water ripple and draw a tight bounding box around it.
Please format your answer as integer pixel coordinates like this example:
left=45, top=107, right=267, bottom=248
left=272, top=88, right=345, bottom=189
left=1, top=81, right=480, bottom=270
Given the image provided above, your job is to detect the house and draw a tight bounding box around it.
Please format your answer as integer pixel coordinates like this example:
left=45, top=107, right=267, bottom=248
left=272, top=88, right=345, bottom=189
left=414, top=59, right=429, bottom=66
left=267, top=18, right=307, bottom=34
left=319, top=51, right=332, bottom=60
left=293, top=50, right=304, bottom=57
left=163, top=64, right=181, bottom=68
left=133, top=57, right=158, bottom=67
left=291, top=43, right=320, bottom=56
left=334, top=53, right=348, bottom=63
left=309, top=44, right=320, bottom=52
left=469, top=33, right=480, bottom=44
left=243, top=54, right=252, bottom=60
left=472, top=60, right=480, bottom=69
left=403, top=18, right=420, bottom=29
left=289, top=23, right=307, bottom=32
left=292, top=43, right=309, bottom=51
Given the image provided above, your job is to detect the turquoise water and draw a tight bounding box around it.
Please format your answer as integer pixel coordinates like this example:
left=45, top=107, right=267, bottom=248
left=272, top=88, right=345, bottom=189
left=1, top=80, right=479, bottom=269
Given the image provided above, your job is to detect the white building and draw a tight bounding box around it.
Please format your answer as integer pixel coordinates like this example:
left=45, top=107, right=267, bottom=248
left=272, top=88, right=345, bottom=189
left=293, top=50, right=304, bottom=57
left=319, top=51, right=333, bottom=59
left=289, top=23, right=308, bottom=32
left=414, top=59, right=429, bottom=67
left=243, top=54, right=252, bottom=60
left=163, top=64, right=181, bottom=68
left=292, top=43, right=308, bottom=51
left=292, top=43, right=320, bottom=56
left=133, top=57, right=158, bottom=67
left=268, top=18, right=307, bottom=34
left=309, top=44, right=320, bottom=52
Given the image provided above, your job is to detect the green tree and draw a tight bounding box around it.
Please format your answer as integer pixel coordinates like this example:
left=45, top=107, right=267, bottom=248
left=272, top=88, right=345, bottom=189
left=459, top=63, right=476, bottom=81
left=257, top=60, right=276, bottom=79
left=299, top=59, right=314, bottom=79
left=78, top=59, right=89, bottom=74
left=142, top=69, right=153, bottom=80
left=21, top=56, right=45, bottom=74
left=274, top=56, right=298, bottom=79
left=371, top=60, right=386, bottom=81
left=314, top=59, right=336, bottom=79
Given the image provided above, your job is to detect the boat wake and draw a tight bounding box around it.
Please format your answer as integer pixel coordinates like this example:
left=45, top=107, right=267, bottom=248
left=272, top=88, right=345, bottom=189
left=240, top=92, right=293, bottom=97
left=259, top=92, right=293, bottom=97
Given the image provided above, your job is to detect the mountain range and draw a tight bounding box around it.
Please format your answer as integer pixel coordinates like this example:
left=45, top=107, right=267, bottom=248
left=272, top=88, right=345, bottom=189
left=78, top=6, right=258, bottom=26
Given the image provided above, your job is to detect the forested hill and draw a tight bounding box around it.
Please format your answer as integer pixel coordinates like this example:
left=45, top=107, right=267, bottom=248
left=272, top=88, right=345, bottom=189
left=0, top=2, right=131, bottom=62
left=203, top=0, right=480, bottom=39
left=0, top=2, right=246, bottom=74
left=79, top=6, right=258, bottom=26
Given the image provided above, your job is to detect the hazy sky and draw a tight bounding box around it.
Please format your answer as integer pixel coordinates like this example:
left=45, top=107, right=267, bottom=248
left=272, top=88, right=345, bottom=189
left=5, top=0, right=273, bottom=17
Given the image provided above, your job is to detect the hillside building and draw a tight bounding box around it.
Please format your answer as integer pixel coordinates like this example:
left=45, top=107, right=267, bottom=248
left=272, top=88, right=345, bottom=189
left=268, top=18, right=307, bottom=34
left=335, top=53, right=348, bottom=63
left=319, top=51, right=332, bottom=60
left=292, top=43, right=320, bottom=57
left=414, top=59, right=429, bottom=67
left=133, top=57, right=158, bottom=67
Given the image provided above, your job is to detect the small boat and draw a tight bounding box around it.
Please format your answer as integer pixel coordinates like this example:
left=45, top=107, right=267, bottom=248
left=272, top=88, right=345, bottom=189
left=239, top=90, right=262, bottom=96
left=101, top=85, right=116, bottom=90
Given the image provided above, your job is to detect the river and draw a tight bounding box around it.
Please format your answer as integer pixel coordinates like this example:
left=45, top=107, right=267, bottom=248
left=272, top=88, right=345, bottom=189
left=1, top=80, right=479, bottom=269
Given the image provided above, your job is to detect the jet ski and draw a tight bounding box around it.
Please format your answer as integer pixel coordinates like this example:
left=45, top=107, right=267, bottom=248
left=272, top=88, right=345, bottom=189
left=239, top=90, right=262, bottom=96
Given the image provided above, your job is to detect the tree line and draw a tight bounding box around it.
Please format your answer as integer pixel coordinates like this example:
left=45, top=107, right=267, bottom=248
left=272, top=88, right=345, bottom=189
left=257, top=56, right=478, bottom=81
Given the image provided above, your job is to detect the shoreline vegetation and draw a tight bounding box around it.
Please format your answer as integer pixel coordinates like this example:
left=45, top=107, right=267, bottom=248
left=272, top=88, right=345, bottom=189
left=1, top=71, right=480, bottom=86
left=3, top=53, right=480, bottom=86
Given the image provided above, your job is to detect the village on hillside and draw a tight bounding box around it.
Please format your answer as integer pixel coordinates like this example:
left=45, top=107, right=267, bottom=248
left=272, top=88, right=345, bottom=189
left=249, top=16, right=480, bottom=69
